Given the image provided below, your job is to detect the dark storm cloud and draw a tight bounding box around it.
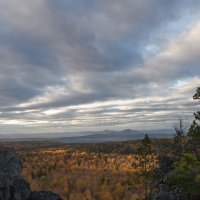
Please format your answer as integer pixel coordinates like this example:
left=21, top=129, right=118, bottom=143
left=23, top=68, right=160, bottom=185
left=0, top=0, right=200, bottom=133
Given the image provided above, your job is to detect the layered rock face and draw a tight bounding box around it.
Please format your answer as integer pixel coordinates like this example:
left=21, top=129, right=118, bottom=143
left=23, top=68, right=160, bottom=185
left=0, top=148, right=62, bottom=200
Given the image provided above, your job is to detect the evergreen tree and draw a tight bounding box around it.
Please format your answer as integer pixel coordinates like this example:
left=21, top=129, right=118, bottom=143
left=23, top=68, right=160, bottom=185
left=134, top=134, right=152, bottom=200
left=167, top=88, right=200, bottom=199
left=167, top=153, right=200, bottom=199
left=142, top=134, right=151, bottom=150
left=141, top=134, right=151, bottom=200
left=188, top=87, right=200, bottom=157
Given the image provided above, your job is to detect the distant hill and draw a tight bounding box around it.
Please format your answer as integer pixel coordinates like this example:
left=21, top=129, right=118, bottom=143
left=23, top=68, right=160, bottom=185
left=54, top=129, right=173, bottom=143
left=0, top=129, right=174, bottom=143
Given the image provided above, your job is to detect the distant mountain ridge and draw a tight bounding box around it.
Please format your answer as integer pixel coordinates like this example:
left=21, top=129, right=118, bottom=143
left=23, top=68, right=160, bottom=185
left=0, top=129, right=174, bottom=143
left=54, top=129, right=173, bottom=143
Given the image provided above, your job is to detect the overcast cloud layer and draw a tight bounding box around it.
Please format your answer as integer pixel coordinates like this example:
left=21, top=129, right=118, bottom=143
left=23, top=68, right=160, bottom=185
left=0, top=0, right=200, bottom=134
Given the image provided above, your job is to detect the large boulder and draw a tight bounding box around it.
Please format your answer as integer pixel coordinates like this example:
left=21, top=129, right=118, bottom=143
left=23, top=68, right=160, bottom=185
left=29, top=191, right=62, bottom=200
left=0, top=148, right=22, bottom=187
left=0, top=148, right=62, bottom=200
left=0, top=148, right=27, bottom=200
left=10, top=177, right=31, bottom=200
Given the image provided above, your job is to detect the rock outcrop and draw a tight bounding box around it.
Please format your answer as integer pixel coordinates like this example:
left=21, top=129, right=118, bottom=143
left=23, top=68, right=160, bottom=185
left=158, top=155, right=175, bottom=174
left=29, top=192, right=62, bottom=200
left=149, top=181, right=188, bottom=200
left=148, top=155, right=188, bottom=200
left=0, top=148, right=62, bottom=200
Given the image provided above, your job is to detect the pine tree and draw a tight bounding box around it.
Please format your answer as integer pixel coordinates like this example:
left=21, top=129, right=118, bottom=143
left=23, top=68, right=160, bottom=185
left=188, top=87, right=200, bottom=157
left=167, top=153, right=200, bottom=199
left=133, top=134, right=152, bottom=200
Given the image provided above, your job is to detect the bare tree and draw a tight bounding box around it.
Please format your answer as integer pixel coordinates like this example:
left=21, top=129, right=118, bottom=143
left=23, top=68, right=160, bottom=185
left=173, top=117, right=188, bottom=157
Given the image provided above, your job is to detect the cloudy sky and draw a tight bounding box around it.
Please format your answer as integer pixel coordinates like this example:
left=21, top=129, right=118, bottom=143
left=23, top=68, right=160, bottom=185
left=0, top=0, right=200, bottom=135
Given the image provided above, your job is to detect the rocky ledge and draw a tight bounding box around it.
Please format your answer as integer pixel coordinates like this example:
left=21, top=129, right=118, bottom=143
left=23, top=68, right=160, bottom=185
left=0, top=147, right=62, bottom=200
